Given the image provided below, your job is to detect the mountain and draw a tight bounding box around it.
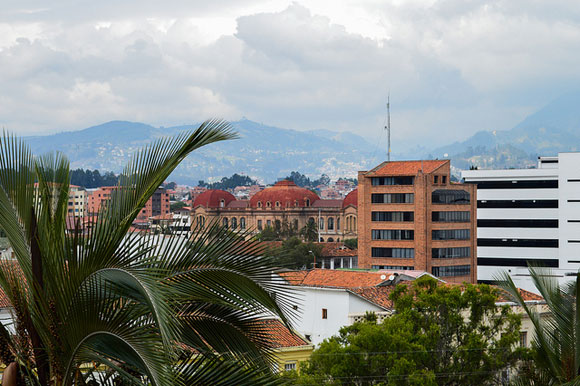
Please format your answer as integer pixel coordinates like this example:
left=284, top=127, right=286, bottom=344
left=428, top=91, right=580, bottom=171
left=25, top=119, right=384, bottom=185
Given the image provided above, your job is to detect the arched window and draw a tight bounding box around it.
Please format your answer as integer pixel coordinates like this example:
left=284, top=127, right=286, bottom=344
left=275, top=201, right=280, bottom=208
left=220, top=199, right=225, bottom=208
left=328, top=237, right=334, bottom=242
left=328, top=218, right=334, bottom=231
left=266, top=201, right=271, bottom=208
left=337, top=217, right=341, bottom=230
left=222, top=217, right=228, bottom=228
left=319, top=218, right=324, bottom=230
left=308, top=217, right=315, bottom=224
left=305, top=199, right=310, bottom=207
left=354, top=217, right=357, bottom=229
left=275, top=220, right=281, bottom=230
left=320, top=237, right=324, bottom=242
left=257, top=201, right=262, bottom=208
left=231, top=217, right=237, bottom=230
left=240, top=217, right=246, bottom=230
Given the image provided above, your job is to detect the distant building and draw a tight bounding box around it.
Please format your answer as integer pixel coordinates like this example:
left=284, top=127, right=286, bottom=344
left=357, top=160, right=478, bottom=284
left=191, top=180, right=358, bottom=242
left=67, top=185, right=88, bottom=217
left=88, top=186, right=170, bottom=220
left=462, top=152, right=580, bottom=293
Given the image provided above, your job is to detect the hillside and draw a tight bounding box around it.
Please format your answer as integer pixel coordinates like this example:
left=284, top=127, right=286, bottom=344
left=25, top=119, right=384, bottom=185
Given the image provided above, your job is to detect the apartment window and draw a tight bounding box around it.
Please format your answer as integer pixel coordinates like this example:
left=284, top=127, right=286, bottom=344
left=372, top=229, right=414, bottom=240
left=476, top=180, right=558, bottom=189
left=477, top=219, right=558, bottom=228
left=371, top=176, right=414, bottom=185
left=371, top=193, right=414, bottom=204
left=371, top=247, right=415, bottom=258
left=477, top=199, right=558, bottom=208
left=432, top=211, right=470, bottom=222
left=284, top=363, right=297, bottom=372
left=442, top=176, right=447, bottom=184
left=372, top=265, right=414, bottom=270
left=257, top=220, right=263, bottom=230
left=432, top=247, right=471, bottom=259
left=434, top=175, right=438, bottom=184
left=372, top=211, right=414, bottom=222
left=432, top=229, right=470, bottom=240
left=477, top=257, right=558, bottom=268
left=322, top=308, right=328, bottom=319
left=432, top=265, right=471, bottom=277
left=432, top=190, right=470, bottom=204
left=520, top=332, right=528, bottom=347
left=477, top=238, right=558, bottom=248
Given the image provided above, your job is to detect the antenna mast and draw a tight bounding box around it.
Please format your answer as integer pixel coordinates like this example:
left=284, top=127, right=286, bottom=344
left=386, top=94, right=391, bottom=161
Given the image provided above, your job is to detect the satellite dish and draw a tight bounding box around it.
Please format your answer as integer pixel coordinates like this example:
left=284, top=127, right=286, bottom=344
left=388, top=274, right=396, bottom=281
left=380, top=274, right=386, bottom=280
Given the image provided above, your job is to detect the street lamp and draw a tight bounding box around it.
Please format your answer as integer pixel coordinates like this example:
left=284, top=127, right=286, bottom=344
left=308, top=250, right=317, bottom=269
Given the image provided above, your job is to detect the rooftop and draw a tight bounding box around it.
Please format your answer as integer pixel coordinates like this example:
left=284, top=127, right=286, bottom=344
left=256, top=319, right=312, bottom=348
left=365, top=160, right=448, bottom=176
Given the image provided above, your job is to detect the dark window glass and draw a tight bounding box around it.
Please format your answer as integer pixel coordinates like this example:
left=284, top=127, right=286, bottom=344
left=432, top=247, right=471, bottom=259
left=477, top=200, right=558, bottom=208
left=478, top=257, right=559, bottom=267
left=371, top=247, right=415, bottom=258
left=372, top=211, right=414, bottom=222
left=372, top=265, right=415, bottom=270
left=432, top=190, right=470, bottom=204
left=372, top=176, right=414, bottom=185
left=371, top=193, right=414, bottom=204
left=432, top=211, right=470, bottom=222
left=432, top=229, right=470, bottom=240
left=372, top=229, right=414, bottom=240
left=478, top=238, right=558, bottom=248
left=432, top=265, right=471, bottom=277
left=476, top=180, right=558, bottom=189
left=477, top=219, right=558, bottom=228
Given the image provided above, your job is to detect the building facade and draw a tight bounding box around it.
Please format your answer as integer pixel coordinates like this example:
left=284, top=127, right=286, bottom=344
left=88, top=186, right=170, bottom=220
left=462, top=152, right=580, bottom=292
left=358, top=160, right=478, bottom=283
left=191, top=180, right=358, bottom=242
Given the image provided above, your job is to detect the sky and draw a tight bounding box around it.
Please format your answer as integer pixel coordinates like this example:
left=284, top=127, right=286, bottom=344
left=2, top=0, right=580, bottom=147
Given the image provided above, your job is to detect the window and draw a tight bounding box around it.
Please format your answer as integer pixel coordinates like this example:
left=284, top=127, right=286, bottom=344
left=220, top=199, right=225, bottom=208
left=275, top=201, right=280, bottom=208
left=371, top=176, right=414, bottom=185
left=432, top=247, right=470, bottom=259
left=434, top=175, right=438, bottom=184
left=284, top=363, right=297, bottom=372
left=478, top=257, right=558, bottom=268
left=257, top=220, right=263, bottom=230
left=266, top=201, right=271, bottom=208
left=372, top=265, right=414, bottom=270
left=371, top=193, right=414, bottom=204
left=442, top=176, right=447, bottom=184
left=432, top=265, right=471, bottom=277
left=371, top=248, right=415, bottom=258
left=432, top=190, right=470, bottom=204
left=305, top=199, right=310, bottom=207
left=328, top=237, right=334, bottom=242
left=477, top=238, right=558, bottom=248
left=478, top=200, right=558, bottom=208
left=328, top=218, right=334, bottom=230
left=337, top=217, right=340, bottom=230
left=275, top=220, right=281, bottom=230
left=476, top=180, right=558, bottom=189
left=267, top=220, right=272, bottom=227
left=432, top=229, right=470, bottom=240
left=231, top=217, right=237, bottom=230
left=222, top=218, right=228, bottom=228
left=257, top=201, right=262, bottom=208
left=372, top=211, right=414, bottom=222
left=432, top=211, right=470, bottom=222
left=240, top=217, right=246, bottom=230
left=477, top=219, right=558, bottom=228
left=293, top=219, right=299, bottom=229
left=319, top=218, right=324, bottom=230
left=372, top=229, right=414, bottom=240
left=520, top=332, right=528, bottom=347
left=322, top=308, right=328, bottom=319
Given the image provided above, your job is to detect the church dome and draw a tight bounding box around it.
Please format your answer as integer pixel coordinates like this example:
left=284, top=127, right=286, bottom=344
left=250, top=180, right=319, bottom=209
left=193, top=190, right=236, bottom=208
left=342, top=189, right=358, bottom=208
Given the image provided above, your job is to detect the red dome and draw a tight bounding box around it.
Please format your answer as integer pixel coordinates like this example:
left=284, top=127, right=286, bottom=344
left=342, top=189, right=358, bottom=208
left=250, top=180, right=319, bottom=209
left=193, top=190, right=236, bottom=208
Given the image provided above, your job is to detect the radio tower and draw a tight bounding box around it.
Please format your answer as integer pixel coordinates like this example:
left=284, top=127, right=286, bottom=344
left=386, top=94, right=391, bottom=161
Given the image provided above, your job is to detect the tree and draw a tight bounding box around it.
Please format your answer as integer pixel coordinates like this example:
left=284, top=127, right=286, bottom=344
left=266, top=237, right=322, bottom=270
left=256, top=226, right=280, bottom=241
left=198, top=173, right=257, bottom=190
left=0, top=121, right=292, bottom=385
left=343, top=238, right=357, bottom=249
left=293, top=276, right=525, bottom=385
left=498, top=267, right=580, bottom=384
left=170, top=201, right=188, bottom=212
left=300, top=221, right=318, bottom=242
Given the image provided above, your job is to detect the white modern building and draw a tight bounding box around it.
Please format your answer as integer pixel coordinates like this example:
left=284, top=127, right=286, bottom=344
left=462, top=152, right=580, bottom=292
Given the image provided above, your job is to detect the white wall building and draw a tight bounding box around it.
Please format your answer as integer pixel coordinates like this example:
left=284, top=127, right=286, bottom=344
left=462, top=152, right=580, bottom=292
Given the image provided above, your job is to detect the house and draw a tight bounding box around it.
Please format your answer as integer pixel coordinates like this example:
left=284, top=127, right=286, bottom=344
left=257, top=319, right=314, bottom=373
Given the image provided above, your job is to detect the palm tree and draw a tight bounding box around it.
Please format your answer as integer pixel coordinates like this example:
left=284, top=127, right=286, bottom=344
left=0, top=121, right=293, bottom=385
left=497, top=267, right=580, bottom=384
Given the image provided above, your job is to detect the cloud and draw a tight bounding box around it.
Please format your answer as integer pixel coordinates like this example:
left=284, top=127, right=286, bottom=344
left=0, top=0, right=578, bottom=149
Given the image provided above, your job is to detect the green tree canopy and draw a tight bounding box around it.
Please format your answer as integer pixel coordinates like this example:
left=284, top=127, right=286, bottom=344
left=290, top=276, right=525, bottom=385
left=198, top=173, right=257, bottom=190
left=265, top=237, right=322, bottom=270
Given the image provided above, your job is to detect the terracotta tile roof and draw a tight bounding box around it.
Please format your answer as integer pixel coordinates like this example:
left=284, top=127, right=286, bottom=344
left=321, top=244, right=357, bottom=257
left=342, top=189, right=357, bottom=208
left=256, top=319, right=311, bottom=348
left=348, top=286, right=398, bottom=309
left=279, top=269, right=391, bottom=288
left=226, top=200, right=249, bottom=208
left=366, top=160, right=448, bottom=176
left=312, top=199, right=343, bottom=208
left=496, top=287, right=544, bottom=302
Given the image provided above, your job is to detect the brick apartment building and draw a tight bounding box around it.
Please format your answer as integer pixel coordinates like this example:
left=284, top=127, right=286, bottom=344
left=88, top=186, right=170, bottom=220
left=357, top=160, right=477, bottom=283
